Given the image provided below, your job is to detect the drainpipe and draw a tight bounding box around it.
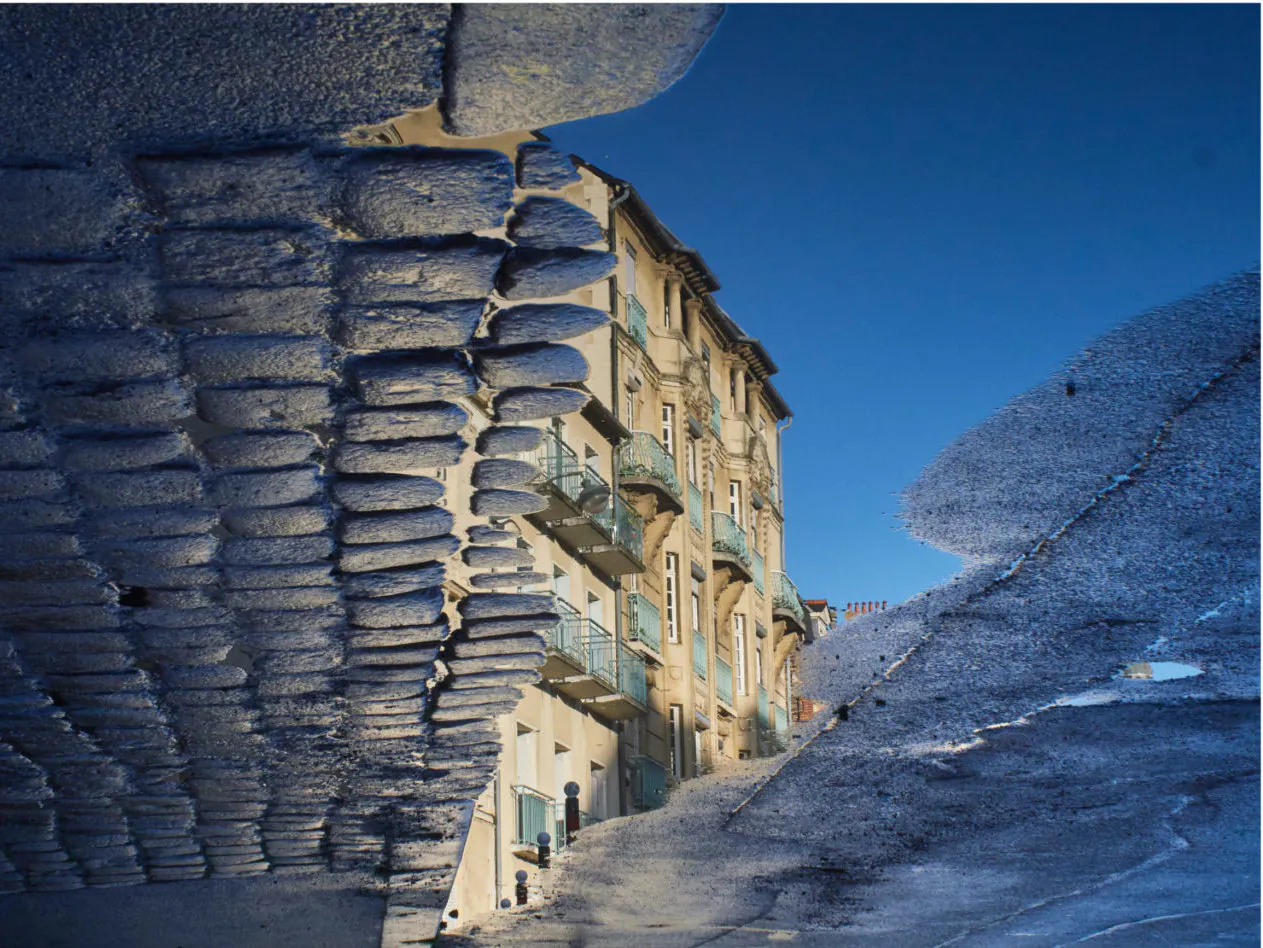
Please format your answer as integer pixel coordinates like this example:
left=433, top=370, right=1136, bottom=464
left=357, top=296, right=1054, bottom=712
left=775, top=416, right=792, bottom=568
left=606, top=181, right=634, bottom=818
left=492, top=769, right=503, bottom=909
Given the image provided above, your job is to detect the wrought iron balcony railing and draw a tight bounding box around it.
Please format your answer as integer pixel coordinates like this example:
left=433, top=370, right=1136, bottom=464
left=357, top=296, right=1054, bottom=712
left=512, top=785, right=553, bottom=847
left=711, top=511, right=750, bottom=567
left=693, top=630, right=707, bottom=680
left=715, top=657, right=734, bottom=708
left=772, top=571, right=806, bottom=626
left=626, top=592, right=661, bottom=653
left=547, top=602, right=620, bottom=688
left=688, top=482, right=703, bottom=532
left=626, top=294, right=648, bottom=349
left=752, top=550, right=765, bottom=596
left=546, top=599, right=586, bottom=666
left=619, top=431, right=681, bottom=498
left=709, top=394, right=721, bottom=436
left=593, top=494, right=643, bottom=563
left=619, top=644, right=648, bottom=706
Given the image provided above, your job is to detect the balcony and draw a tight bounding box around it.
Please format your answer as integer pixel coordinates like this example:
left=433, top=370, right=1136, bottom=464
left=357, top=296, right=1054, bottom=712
left=711, top=511, right=753, bottom=583
left=626, top=592, right=662, bottom=655
left=527, top=430, right=643, bottom=577
left=692, top=630, right=707, bottom=681
left=709, top=394, right=721, bottom=436
left=512, top=785, right=553, bottom=850
left=688, top=482, right=703, bottom=532
left=715, top=657, right=734, bottom=712
left=626, top=294, right=648, bottom=350
left=629, top=755, right=667, bottom=811
left=619, top=431, right=683, bottom=515
left=574, top=494, right=644, bottom=578
left=772, top=570, right=807, bottom=635
left=542, top=604, right=647, bottom=719
left=752, top=550, right=765, bottom=596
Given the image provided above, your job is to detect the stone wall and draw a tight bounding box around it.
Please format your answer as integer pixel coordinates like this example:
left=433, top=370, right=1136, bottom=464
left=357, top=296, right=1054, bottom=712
left=0, top=5, right=722, bottom=945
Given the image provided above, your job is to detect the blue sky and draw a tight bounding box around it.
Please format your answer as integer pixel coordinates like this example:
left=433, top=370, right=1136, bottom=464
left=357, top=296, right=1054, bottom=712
left=542, top=3, right=1260, bottom=608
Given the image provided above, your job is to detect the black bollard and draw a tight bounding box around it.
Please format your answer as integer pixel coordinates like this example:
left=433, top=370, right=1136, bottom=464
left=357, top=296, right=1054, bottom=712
left=563, top=781, right=580, bottom=846
left=515, top=869, right=528, bottom=906
left=536, top=831, right=551, bottom=869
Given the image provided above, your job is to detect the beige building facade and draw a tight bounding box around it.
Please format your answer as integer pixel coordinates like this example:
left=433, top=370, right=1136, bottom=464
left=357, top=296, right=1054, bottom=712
left=442, top=154, right=820, bottom=927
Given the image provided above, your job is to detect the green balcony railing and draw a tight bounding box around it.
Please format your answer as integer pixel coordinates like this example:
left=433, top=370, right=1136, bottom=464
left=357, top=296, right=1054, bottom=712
left=773, top=571, right=806, bottom=625
left=584, top=617, right=618, bottom=689
left=693, top=630, right=707, bottom=680
left=529, top=428, right=587, bottom=505
left=620, top=431, right=681, bottom=497
left=688, top=482, right=703, bottom=532
left=619, top=644, right=648, bottom=706
left=757, top=686, right=770, bottom=731
left=593, top=494, right=643, bottom=563
left=709, top=394, right=722, bottom=436
left=546, top=599, right=586, bottom=666
left=626, top=294, right=648, bottom=349
left=512, top=785, right=554, bottom=847
left=711, top=512, right=750, bottom=567
left=752, top=550, right=765, bottom=596
left=548, top=603, right=622, bottom=689
left=626, top=592, right=661, bottom=653
left=629, top=755, right=667, bottom=810
left=715, top=657, right=733, bottom=707
left=774, top=703, right=789, bottom=738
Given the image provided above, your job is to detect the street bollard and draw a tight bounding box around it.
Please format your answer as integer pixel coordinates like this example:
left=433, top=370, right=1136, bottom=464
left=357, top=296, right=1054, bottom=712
left=536, top=831, right=551, bottom=868
left=563, top=781, right=580, bottom=846
left=515, top=869, right=528, bottom=906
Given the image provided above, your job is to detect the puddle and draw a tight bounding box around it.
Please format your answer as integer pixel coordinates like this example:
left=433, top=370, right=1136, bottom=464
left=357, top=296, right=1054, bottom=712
left=1117, top=661, right=1203, bottom=681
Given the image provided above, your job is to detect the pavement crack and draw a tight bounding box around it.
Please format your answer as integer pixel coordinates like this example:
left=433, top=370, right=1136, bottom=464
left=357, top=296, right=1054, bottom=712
left=1052, top=902, right=1260, bottom=945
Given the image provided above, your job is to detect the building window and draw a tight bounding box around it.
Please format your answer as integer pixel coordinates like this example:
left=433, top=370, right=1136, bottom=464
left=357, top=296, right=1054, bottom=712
left=664, top=552, right=679, bottom=644
left=708, top=460, right=716, bottom=510
left=516, top=723, right=538, bottom=789
left=701, top=341, right=711, bottom=363
left=663, top=280, right=672, bottom=330
left=589, top=763, right=608, bottom=821
left=668, top=705, right=683, bottom=780
left=755, top=647, right=764, bottom=688
left=750, top=507, right=759, bottom=552
left=690, top=576, right=701, bottom=634
left=624, top=243, right=637, bottom=299
left=661, top=404, right=675, bottom=456
left=729, top=367, right=737, bottom=408
left=733, top=614, right=747, bottom=696
left=685, top=438, right=698, bottom=486
left=552, top=566, right=570, bottom=606
left=625, top=388, right=636, bottom=428
left=729, top=480, right=742, bottom=527
left=553, top=743, right=571, bottom=796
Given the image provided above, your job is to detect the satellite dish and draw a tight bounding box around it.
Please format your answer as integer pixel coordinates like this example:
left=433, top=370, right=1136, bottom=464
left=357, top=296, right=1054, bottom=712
left=578, top=481, right=610, bottom=513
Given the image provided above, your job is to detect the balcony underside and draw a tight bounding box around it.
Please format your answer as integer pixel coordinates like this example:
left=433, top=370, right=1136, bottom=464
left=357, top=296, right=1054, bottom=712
left=619, top=475, right=684, bottom=516
left=773, top=608, right=808, bottom=638
left=581, top=692, right=646, bottom=720
left=712, top=550, right=753, bottom=585
left=550, top=668, right=618, bottom=702
left=579, top=542, right=643, bottom=578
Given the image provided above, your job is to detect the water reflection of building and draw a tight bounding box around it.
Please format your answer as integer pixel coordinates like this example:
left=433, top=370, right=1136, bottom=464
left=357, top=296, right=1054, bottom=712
left=442, top=155, right=827, bottom=927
